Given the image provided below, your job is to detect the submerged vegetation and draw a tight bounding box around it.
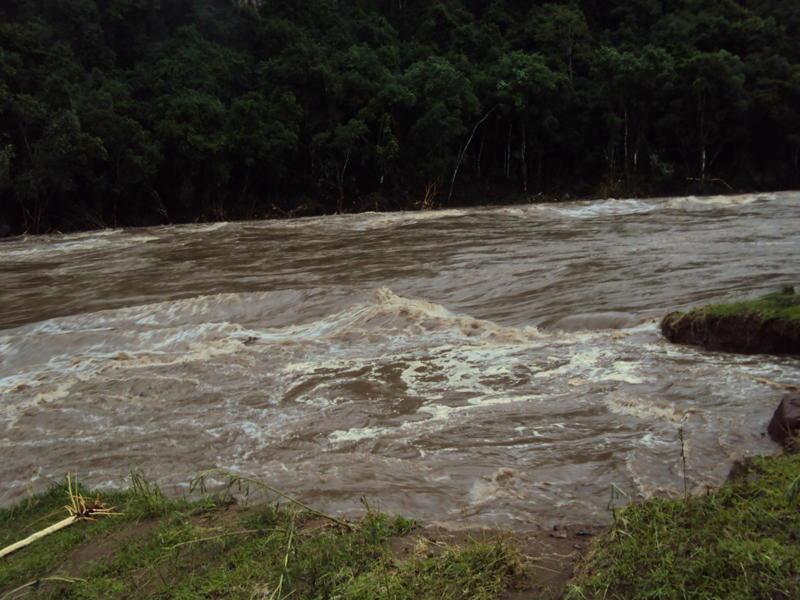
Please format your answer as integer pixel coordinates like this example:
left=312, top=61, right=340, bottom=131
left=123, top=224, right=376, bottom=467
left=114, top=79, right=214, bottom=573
left=0, top=476, right=522, bottom=599
left=568, top=452, right=800, bottom=599
left=1, top=0, right=800, bottom=234
left=661, top=287, right=800, bottom=354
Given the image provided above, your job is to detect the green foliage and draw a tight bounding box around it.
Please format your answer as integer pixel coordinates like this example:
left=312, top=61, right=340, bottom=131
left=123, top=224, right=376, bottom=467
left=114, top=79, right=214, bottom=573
left=1, top=0, right=800, bottom=233
left=698, top=288, right=800, bottom=322
left=0, top=476, right=222, bottom=593
left=337, top=539, right=517, bottom=600
left=569, top=453, right=800, bottom=599
left=0, top=479, right=518, bottom=599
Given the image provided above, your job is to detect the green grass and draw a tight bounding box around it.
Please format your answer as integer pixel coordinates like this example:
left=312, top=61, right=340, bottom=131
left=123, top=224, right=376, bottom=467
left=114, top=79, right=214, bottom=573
left=0, top=477, right=521, bottom=599
left=0, top=476, right=218, bottom=597
left=694, top=287, right=800, bottom=322
left=567, top=452, right=800, bottom=599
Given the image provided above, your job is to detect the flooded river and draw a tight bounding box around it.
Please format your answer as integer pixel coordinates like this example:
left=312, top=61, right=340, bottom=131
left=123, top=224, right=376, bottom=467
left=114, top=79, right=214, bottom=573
left=1, top=192, right=799, bottom=528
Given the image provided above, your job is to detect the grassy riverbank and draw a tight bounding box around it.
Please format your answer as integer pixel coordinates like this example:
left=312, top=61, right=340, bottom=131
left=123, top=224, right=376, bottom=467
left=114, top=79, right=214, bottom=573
left=569, top=452, right=800, bottom=599
left=695, top=287, right=800, bottom=322
left=0, top=476, right=524, bottom=599
left=4, top=453, right=800, bottom=598
left=661, top=287, right=800, bottom=354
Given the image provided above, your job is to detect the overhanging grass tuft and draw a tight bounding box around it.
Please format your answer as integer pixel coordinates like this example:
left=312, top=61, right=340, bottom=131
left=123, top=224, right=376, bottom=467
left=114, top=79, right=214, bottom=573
left=660, top=287, right=800, bottom=354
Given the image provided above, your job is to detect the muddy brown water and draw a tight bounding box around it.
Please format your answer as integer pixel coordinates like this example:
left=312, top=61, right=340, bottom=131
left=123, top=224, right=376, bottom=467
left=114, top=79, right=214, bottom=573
left=1, top=193, right=799, bottom=529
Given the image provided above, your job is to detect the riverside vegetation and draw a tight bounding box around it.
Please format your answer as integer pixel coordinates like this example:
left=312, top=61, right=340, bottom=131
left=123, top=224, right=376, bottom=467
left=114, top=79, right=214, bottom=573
left=568, top=452, right=800, bottom=599
left=4, top=455, right=800, bottom=599
left=661, top=287, right=800, bottom=354
left=568, top=290, right=800, bottom=598
left=0, top=473, right=523, bottom=599
left=1, top=0, right=800, bottom=235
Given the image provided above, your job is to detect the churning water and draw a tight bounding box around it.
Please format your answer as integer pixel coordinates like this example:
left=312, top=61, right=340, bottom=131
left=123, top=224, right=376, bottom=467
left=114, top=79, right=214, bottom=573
left=1, top=192, right=798, bottom=528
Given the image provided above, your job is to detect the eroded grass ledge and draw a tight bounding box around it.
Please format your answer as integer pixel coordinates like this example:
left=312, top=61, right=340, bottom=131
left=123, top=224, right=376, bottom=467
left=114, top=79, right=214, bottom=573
left=661, top=287, right=800, bottom=354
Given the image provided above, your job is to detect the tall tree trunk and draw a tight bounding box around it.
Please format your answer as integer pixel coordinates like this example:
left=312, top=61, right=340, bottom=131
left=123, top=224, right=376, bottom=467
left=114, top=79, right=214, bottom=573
left=567, top=39, right=574, bottom=84
left=634, top=118, right=644, bottom=173
left=520, top=125, right=528, bottom=194
left=700, top=146, right=707, bottom=185
left=623, top=106, right=629, bottom=179
left=607, top=139, right=616, bottom=185
left=698, top=96, right=707, bottom=185
left=448, top=107, right=496, bottom=204
left=477, top=135, right=484, bottom=178
left=505, top=123, right=513, bottom=179
left=537, top=144, right=543, bottom=190
left=337, top=149, right=351, bottom=214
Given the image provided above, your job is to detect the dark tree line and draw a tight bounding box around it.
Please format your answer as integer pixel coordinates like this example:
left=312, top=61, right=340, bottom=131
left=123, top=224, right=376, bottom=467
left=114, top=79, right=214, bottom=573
left=1, top=0, right=799, bottom=234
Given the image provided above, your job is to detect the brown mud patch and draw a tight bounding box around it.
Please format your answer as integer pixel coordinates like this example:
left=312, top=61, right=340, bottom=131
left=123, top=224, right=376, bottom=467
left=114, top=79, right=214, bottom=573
left=406, top=523, right=605, bottom=599
left=55, top=518, right=160, bottom=576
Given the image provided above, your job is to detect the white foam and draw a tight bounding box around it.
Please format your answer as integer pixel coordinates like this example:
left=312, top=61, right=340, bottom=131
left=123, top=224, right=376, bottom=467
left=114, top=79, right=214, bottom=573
left=0, top=233, right=157, bottom=261
left=605, top=361, right=645, bottom=384
left=605, top=393, right=689, bottom=423
left=534, top=348, right=602, bottom=379
left=551, top=198, right=655, bottom=218
left=329, top=426, right=390, bottom=443
left=468, top=468, right=519, bottom=504
left=342, top=209, right=470, bottom=230
left=666, top=194, right=760, bottom=209
left=186, top=222, right=229, bottom=233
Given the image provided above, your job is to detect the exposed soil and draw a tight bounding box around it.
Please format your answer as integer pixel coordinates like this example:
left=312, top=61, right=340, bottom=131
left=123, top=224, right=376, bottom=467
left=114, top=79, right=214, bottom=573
left=405, top=523, right=605, bottom=600
left=660, top=312, right=800, bottom=354
left=58, top=519, right=160, bottom=575
left=500, top=524, right=605, bottom=599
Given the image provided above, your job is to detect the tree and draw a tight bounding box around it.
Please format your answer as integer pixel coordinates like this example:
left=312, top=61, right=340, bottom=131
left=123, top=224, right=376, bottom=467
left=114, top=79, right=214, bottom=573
left=0, top=0, right=799, bottom=234
left=226, top=90, right=301, bottom=200
left=679, top=50, right=746, bottom=184
left=404, top=56, right=480, bottom=199
left=524, top=3, right=591, bottom=84
left=494, top=51, right=563, bottom=192
left=593, top=45, right=675, bottom=184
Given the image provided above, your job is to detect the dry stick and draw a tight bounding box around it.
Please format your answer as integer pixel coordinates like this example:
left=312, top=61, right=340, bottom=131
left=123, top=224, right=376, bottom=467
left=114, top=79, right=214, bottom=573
left=0, top=576, right=86, bottom=600
left=0, top=474, right=117, bottom=560
left=607, top=483, right=628, bottom=524
left=0, top=516, right=78, bottom=560
left=447, top=106, right=497, bottom=204
left=270, top=519, right=295, bottom=600
left=527, top=562, right=563, bottom=575
left=194, top=469, right=354, bottom=530
left=166, top=529, right=263, bottom=550
left=679, top=427, right=689, bottom=499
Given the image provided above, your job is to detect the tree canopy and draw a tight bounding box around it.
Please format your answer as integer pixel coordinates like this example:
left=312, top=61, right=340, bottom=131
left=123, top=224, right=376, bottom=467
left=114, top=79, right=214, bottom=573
left=1, top=0, right=798, bottom=233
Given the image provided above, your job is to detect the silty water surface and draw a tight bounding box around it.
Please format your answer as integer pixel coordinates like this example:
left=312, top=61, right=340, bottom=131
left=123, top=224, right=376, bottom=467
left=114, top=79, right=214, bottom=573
left=1, top=192, right=798, bottom=528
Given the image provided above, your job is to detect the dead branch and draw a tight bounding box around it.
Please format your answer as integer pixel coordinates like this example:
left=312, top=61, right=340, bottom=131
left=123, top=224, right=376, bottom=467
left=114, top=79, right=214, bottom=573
left=0, top=474, right=118, bottom=560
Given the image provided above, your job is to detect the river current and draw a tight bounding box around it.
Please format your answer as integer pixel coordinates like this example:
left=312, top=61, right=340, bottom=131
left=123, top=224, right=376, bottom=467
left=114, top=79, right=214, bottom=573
left=1, top=192, right=798, bottom=528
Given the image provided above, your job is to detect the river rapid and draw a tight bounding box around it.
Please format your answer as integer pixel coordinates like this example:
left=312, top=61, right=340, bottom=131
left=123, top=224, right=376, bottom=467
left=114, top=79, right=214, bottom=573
left=1, top=192, right=799, bottom=528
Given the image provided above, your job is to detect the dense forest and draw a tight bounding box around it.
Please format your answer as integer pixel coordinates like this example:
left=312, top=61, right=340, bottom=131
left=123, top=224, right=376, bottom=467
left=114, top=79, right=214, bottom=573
left=0, top=0, right=799, bottom=234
